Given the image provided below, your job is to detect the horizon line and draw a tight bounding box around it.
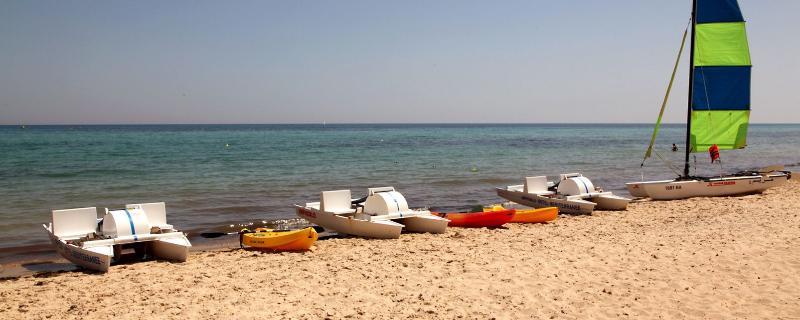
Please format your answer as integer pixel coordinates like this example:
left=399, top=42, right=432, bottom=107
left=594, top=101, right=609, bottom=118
left=3, top=122, right=800, bottom=126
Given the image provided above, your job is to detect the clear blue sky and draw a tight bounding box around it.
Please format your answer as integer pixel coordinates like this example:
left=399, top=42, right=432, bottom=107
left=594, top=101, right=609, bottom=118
left=1, top=0, right=798, bottom=124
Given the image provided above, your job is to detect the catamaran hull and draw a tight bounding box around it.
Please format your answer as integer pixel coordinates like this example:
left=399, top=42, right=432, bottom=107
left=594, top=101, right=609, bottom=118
left=46, top=227, right=112, bottom=272
left=296, top=206, right=404, bottom=239
left=637, top=173, right=790, bottom=200
left=150, top=236, right=191, bottom=262
left=496, top=188, right=596, bottom=215
left=625, top=180, right=673, bottom=198
left=591, top=194, right=631, bottom=210
left=45, top=226, right=190, bottom=272
left=396, top=216, right=449, bottom=234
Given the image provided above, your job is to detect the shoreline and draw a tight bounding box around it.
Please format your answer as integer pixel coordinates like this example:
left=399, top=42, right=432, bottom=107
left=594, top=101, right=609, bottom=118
left=1, top=179, right=798, bottom=318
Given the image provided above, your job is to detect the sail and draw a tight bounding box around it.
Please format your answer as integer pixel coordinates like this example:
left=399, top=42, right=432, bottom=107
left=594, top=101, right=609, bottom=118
left=690, top=0, right=751, bottom=152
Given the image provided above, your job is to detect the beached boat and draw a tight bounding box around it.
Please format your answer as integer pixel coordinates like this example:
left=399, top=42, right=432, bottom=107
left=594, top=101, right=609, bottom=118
left=627, top=0, right=791, bottom=200
left=240, top=227, right=318, bottom=251
left=484, top=203, right=558, bottom=223
left=295, top=187, right=449, bottom=239
left=43, top=202, right=191, bottom=272
left=433, top=207, right=514, bottom=228
left=497, top=173, right=631, bottom=215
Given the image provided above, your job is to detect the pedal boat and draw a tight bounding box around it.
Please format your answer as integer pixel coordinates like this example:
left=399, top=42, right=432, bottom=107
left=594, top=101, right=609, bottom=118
left=295, top=187, right=449, bottom=239
left=496, top=173, right=631, bottom=215
left=43, top=202, right=191, bottom=272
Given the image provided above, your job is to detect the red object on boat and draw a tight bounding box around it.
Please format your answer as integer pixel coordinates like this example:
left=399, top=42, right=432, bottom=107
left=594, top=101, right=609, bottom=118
left=433, top=209, right=515, bottom=228
left=709, top=144, right=720, bottom=163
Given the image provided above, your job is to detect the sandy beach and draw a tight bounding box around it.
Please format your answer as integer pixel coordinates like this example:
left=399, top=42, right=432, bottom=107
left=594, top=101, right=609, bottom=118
left=1, top=178, right=798, bottom=319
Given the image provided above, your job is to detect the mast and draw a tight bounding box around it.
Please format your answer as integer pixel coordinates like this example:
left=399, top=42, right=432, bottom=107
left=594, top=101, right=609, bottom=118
left=683, top=0, right=698, bottom=178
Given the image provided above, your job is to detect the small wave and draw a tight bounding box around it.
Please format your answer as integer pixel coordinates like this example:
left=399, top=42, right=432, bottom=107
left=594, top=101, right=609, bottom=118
left=428, top=178, right=502, bottom=187
left=36, top=168, right=143, bottom=178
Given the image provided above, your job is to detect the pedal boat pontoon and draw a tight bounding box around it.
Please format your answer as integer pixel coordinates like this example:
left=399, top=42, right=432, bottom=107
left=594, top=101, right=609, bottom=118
left=295, top=187, right=449, bottom=239
left=496, top=173, right=631, bottom=215
left=43, top=202, right=191, bottom=272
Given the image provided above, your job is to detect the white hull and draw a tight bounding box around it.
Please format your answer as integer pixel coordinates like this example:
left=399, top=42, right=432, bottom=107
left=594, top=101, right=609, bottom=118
left=296, top=206, right=404, bottom=239
left=496, top=188, right=596, bottom=215
left=591, top=194, right=631, bottom=210
left=296, top=206, right=449, bottom=238
left=633, top=173, right=790, bottom=200
left=625, top=180, right=673, bottom=198
left=45, top=225, right=190, bottom=273
left=396, top=216, right=449, bottom=234
left=46, top=226, right=112, bottom=272
left=150, top=236, right=191, bottom=262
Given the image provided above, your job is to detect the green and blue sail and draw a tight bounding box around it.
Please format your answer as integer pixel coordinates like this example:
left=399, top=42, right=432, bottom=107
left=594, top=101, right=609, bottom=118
left=643, top=0, right=751, bottom=164
left=691, top=0, right=751, bottom=152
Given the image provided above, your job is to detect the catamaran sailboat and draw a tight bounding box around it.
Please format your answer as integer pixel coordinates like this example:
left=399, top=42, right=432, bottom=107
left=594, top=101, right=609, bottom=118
left=627, top=0, right=791, bottom=200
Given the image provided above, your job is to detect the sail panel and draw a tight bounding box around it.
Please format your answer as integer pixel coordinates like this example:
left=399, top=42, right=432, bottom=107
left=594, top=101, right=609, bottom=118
left=694, top=22, right=751, bottom=66
left=689, top=0, right=751, bottom=153
left=696, top=0, right=744, bottom=24
left=690, top=110, right=749, bottom=151
left=692, top=66, right=750, bottom=110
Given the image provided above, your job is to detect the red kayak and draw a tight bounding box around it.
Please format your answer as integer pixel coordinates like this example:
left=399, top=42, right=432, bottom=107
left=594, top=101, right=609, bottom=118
left=433, top=209, right=515, bottom=228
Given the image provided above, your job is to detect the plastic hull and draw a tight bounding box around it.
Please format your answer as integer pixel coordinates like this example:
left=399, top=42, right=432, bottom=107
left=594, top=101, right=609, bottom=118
left=496, top=188, right=596, bottom=215
left=626, top=180, right=673, bottom=198
left=150, top=236, right=191, bottom=262
left=395, top=215, right=449, bottom=233
left=241, top=227, right=318, bottom=251
left=638, top=173, right=790, bottom=200
left=45, top=226, right=112, bottom=272
left=591, top=194, right=631, bottom=210
left=434, top=209, right=515, bottom=228
left=484, top=205, right=558, bottom=223
left=296, top=206, right=403, bottom=239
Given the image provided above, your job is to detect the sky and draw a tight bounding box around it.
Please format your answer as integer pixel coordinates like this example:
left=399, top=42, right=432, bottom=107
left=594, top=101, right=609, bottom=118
left=1, top=0, right=798, bottom=124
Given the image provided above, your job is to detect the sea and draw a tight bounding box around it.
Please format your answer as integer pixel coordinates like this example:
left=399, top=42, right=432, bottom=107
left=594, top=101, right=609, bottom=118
left=1, top=124, right=798, bottom=260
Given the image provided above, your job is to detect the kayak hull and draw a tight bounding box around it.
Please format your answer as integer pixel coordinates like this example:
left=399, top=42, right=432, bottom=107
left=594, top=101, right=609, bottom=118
left=434, top=209, right=515, bottom=228
left=484, top=205, right=558, bottom=223
left=241, top=227, right=318, bottom=251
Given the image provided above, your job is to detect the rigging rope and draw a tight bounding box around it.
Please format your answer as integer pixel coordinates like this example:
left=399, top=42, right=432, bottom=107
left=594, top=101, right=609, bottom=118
left=654, top=150, right=684, bottom=177
left=641, top=19, right=692, bottom=167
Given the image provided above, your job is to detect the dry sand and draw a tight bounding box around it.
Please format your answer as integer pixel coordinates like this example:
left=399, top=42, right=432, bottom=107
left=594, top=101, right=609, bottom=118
left=2, top=179, right=799, bottom=319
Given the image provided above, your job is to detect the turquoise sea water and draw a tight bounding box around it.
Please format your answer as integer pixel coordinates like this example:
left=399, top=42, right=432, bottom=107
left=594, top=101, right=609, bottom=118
left=1, top=124, right=798, bottom=251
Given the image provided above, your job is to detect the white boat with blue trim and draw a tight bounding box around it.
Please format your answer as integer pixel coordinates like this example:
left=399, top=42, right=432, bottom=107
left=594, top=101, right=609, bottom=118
left=44, top=202, right=191, bottom=272
left=296, top=187, right=449, bottom=239
left=497, top=173, right=631, bottom=215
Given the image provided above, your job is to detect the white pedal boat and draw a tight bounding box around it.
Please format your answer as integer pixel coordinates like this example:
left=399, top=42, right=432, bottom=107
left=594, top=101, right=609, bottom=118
left=43, top=202, right=191, bottom=272
left=295, top=187, right=449, bottom=239
left=497, top=173, right=631, bottom=215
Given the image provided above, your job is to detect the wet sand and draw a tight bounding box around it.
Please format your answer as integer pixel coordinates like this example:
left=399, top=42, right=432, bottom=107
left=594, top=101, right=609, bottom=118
left=1, top=179, right=798, bottom=319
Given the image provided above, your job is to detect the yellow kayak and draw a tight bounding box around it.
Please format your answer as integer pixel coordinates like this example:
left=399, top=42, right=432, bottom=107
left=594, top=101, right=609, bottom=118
left=484, top=205, right=558, bottom=223
left=240, top=227, right=318, bottom=251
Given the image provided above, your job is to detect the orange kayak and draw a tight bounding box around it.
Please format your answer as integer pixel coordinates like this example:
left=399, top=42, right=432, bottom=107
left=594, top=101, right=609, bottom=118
left=484, top=205, right=557, bottom=223
left=433, top=209, right=515, bottom=228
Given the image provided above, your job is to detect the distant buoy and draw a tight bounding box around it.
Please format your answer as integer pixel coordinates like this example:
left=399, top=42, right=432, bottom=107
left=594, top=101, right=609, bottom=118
left=225, top=144, right=230, bottom=148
